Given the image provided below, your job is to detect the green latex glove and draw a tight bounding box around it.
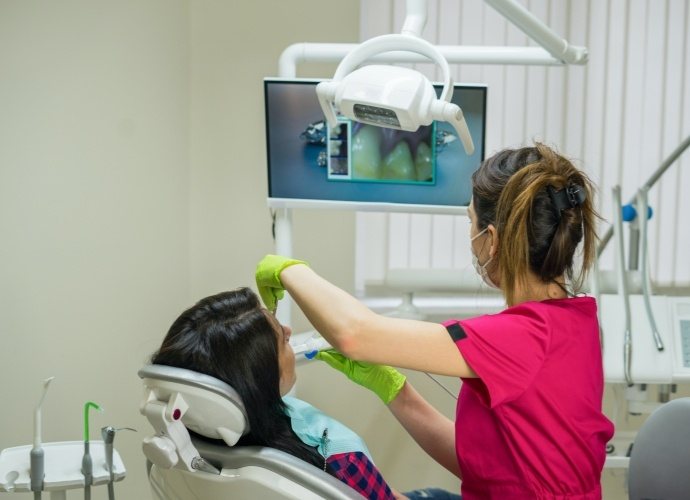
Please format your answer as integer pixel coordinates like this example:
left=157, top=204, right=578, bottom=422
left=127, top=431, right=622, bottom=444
left=315, top=349, right=406, bottom=404
left=255, top=254, right=307, bottom=311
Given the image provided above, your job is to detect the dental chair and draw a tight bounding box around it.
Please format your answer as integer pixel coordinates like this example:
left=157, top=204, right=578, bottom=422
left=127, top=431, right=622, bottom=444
left=628, top=397, right=690, bottom=500
left=139, top=364, right=361, bottom=500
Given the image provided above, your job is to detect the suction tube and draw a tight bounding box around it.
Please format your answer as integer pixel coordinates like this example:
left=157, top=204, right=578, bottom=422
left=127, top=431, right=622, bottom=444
left=30, top=377, right=55, bottom=500
left=82, top=401, right=102, bottom=500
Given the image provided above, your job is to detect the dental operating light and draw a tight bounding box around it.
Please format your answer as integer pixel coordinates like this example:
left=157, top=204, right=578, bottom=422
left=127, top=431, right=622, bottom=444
left=316, top=34, right=475, bottom=156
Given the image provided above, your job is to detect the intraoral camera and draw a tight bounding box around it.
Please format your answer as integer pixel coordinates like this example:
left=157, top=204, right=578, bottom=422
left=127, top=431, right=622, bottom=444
left=316, top=34, right=475, bottom=156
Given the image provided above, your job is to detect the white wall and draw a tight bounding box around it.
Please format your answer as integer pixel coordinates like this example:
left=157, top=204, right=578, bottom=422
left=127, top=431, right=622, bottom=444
left=0, top=2, right=190, bottom=498
left=188, top=1, right=361, bottom=301
left=1, top=1, right=371, bottom=499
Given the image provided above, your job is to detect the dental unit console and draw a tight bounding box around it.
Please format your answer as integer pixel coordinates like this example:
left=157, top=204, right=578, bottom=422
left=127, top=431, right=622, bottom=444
left=600, top=183, right=690, bottom=387
left=0, top=380, right=128, bottom=499
left=601, top=295, right=690, bottom=384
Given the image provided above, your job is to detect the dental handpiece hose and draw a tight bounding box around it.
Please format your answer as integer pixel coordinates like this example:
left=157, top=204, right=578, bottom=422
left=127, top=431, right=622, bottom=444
left=102, top=427, right=116, bottom=500
left=83, top=440, right=92, bottom=500
left=101, top=426, right=135, bottom=500
left=30, top=434, right=44, bottom=500
left=30, top=449, right=43, bottom=500
left=82, top=402, right=102, bottom=500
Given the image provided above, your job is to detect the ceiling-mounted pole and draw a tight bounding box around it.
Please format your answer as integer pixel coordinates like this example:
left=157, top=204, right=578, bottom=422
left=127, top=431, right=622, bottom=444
left=401, top=0, right=428, bottom=37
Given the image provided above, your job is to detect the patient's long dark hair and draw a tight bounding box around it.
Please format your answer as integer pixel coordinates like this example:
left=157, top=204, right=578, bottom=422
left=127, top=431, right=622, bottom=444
left=151, top=287, right=331, bottom=473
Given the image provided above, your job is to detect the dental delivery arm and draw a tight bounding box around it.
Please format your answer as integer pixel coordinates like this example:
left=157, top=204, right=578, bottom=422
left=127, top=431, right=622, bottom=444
left=389, top=382, right=461, bottom=478
left=280, top=263, right=476, bottom=378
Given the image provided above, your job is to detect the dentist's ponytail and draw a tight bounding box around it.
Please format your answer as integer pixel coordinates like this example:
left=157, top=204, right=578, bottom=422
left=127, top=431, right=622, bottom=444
left=472, top=143, right=600, bottom=305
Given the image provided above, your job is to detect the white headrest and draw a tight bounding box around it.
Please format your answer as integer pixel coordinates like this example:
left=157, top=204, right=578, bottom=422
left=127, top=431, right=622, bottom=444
left=139, top=365, right=248, bottom=446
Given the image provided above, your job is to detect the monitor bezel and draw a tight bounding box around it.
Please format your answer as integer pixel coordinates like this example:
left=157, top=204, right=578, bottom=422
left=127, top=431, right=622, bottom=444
left=263, top=77, right=487, bottom=215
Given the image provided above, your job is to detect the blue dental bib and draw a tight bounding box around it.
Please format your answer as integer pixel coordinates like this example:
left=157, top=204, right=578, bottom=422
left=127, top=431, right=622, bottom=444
left=283, top=396, right=373, bottom=462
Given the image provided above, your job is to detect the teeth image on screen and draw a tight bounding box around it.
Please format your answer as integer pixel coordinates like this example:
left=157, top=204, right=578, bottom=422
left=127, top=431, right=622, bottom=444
left=352, top=125, right=382, bottom=179
left=415, top=142, right=432, bottom=181
left=381, top=140, right=415, bottom=180
left=352, top=125, right=430, bottom=182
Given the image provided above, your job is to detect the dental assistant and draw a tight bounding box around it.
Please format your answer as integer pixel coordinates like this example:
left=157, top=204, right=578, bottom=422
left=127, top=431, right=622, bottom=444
left=256, top=143, right=614, bottom=500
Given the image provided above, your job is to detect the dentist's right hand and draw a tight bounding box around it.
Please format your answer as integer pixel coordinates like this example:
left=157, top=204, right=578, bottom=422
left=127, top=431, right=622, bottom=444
left=255, top=255, right=308, bottom=312
left=315, top=349, right=407, bottom=404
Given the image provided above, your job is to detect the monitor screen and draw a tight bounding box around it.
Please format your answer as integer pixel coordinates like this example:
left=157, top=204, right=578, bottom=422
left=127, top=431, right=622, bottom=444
left=264, top=78, right=486, bottom=214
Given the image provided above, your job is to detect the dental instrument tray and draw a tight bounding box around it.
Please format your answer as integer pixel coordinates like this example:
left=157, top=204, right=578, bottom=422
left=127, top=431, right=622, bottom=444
left=0, top=441, right=125, bottom=493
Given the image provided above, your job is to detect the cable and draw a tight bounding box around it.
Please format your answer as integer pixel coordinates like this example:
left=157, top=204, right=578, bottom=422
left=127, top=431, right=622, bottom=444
left=637, top=188, right=664, bottom=351
left=424, top=372, right=458, bottom=400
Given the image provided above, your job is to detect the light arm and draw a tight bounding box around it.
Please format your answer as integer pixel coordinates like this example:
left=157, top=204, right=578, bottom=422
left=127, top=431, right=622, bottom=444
left=483, top=0, right=587, bottom=64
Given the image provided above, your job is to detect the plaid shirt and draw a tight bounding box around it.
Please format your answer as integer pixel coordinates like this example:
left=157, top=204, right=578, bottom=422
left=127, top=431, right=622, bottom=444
left=327, top=451, right=395, bottom=499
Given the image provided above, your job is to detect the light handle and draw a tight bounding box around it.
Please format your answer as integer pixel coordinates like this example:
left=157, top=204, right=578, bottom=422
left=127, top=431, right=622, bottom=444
left=332, top=34, right=453, bottom=103
left=430, top=101, right=475, bottom=155
left=315, top=81, right=339, bottom=128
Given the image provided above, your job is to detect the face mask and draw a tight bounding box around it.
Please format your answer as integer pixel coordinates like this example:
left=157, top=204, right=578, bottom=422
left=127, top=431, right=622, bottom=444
left=471, top=227, right=499, bottom=289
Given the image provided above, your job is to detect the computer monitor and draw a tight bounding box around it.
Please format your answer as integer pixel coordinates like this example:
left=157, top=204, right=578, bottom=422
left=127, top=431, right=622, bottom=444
left=264, top=78, right=486, bottom=214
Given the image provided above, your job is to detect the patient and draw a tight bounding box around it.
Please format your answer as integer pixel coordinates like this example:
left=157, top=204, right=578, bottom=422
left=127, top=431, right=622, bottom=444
left=151, top=287, right=404, bottom=499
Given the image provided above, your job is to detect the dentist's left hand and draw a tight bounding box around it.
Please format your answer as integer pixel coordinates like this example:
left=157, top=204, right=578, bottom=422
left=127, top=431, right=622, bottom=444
left=255, top=254, right=308, bottom=311
left=315, top=349, right=407, bottom=404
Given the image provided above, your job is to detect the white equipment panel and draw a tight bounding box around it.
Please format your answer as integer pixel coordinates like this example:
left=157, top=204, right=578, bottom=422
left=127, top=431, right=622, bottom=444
left=672, top=300, right=690, bottom=378
left=601, top=295, right=690, bottom=383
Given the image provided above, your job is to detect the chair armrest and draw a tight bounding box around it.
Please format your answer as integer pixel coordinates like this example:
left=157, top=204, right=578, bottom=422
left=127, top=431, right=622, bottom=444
left=192, top=437, right=362, bottom=500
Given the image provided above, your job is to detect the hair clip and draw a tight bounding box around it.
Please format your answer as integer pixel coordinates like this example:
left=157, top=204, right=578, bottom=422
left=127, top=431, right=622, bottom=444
left=548, top=184, right=586, bottom=219
left=566, top=184, right=586, bottom=207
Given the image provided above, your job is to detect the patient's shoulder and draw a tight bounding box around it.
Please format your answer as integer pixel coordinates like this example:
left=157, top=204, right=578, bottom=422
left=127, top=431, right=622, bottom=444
left=328, top=452, right=395, bottom=500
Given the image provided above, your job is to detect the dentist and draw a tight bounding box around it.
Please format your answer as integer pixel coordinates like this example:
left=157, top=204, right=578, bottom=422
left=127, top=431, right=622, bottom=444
left=256, top=143, right=614, bottom=500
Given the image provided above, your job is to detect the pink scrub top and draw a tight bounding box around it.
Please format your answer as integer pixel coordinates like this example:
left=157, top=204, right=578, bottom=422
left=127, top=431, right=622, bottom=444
left=443, top=296, right=614, bottom=500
